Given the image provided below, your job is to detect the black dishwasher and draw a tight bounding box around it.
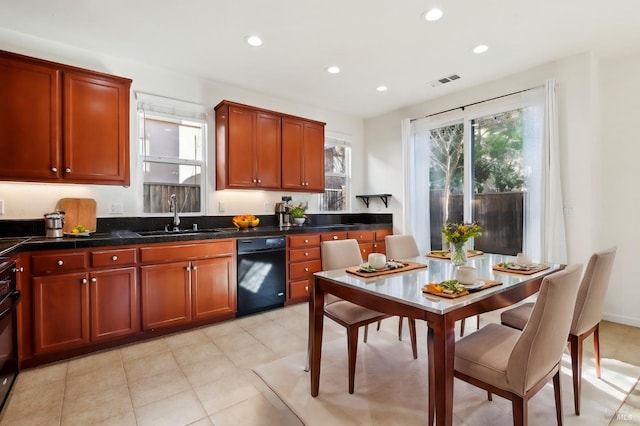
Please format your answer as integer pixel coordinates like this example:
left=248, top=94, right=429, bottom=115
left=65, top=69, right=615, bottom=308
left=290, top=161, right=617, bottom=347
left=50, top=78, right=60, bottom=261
left=236, top=237, right=286, bottom=317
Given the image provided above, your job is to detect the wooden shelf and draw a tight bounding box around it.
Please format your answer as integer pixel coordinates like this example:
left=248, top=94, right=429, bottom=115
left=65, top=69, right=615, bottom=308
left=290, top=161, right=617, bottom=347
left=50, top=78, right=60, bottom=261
left=355, top=194, right=392, bottom=208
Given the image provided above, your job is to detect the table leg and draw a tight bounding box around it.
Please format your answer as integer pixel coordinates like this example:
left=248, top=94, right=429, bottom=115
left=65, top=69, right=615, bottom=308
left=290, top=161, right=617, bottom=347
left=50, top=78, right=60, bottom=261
left=310, top=277, right=325, bottom=397
left=428, top=316, right=456, bottom=426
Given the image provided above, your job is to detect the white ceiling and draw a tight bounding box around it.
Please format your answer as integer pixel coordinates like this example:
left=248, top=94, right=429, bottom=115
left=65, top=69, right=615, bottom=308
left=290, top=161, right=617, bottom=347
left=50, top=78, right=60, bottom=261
left=1, top=0, right=639, bottom=119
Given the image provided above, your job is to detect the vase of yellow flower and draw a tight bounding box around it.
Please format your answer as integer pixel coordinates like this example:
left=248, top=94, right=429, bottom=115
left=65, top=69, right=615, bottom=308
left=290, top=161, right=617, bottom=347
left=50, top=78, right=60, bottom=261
left=441, top=222, right=482, bottom=265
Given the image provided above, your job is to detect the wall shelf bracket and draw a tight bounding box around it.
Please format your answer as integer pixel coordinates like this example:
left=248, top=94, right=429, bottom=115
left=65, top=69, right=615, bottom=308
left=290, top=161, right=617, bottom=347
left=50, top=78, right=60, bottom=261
left=355, top=194, right=392, bottom=208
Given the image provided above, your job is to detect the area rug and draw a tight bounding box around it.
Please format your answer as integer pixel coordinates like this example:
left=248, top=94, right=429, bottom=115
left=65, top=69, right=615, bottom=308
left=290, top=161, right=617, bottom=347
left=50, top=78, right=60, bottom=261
left=254, top=328, right=640, bottom=426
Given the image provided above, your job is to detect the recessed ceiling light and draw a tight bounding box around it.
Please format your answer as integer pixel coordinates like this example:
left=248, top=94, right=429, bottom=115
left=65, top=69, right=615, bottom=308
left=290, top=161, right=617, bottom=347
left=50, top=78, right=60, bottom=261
left=423, top=8, right=443, bottom=22
left=376, top=85, right=388, bottom=92
left=473, top=44, right=489, bottom=54
left=245, top=35, right=263, bottom=47
left=327, top=66, right=340, bottom=74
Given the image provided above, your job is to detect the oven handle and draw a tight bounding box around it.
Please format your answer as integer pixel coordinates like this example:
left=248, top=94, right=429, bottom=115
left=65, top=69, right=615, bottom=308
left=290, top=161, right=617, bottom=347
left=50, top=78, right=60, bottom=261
left=0, top=290, right=21, bottom=320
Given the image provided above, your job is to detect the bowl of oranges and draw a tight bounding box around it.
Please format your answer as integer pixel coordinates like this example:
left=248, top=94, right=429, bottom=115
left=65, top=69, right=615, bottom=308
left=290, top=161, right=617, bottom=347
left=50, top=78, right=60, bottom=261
left=232, top=215, right=260, bottom=229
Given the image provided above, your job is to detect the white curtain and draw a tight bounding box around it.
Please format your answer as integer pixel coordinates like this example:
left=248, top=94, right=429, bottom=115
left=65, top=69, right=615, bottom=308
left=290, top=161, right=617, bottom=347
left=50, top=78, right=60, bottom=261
left=542, top=80, right=568, bottom=263
left=404, top=118, right=431, bottom=253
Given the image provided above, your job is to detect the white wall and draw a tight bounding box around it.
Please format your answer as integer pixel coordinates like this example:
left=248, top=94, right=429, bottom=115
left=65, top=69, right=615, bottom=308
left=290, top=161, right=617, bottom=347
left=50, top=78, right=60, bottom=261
left=364, top=51, right=640, bottom=326
left=0, top=28, right=367, bottom=220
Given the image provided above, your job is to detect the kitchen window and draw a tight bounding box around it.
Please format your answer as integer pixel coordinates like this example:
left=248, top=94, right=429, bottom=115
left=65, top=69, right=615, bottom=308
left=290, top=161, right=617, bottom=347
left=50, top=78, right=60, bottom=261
left=137, top=93, right=207, bottom=215
left=319, top=135, right=351, bottom=212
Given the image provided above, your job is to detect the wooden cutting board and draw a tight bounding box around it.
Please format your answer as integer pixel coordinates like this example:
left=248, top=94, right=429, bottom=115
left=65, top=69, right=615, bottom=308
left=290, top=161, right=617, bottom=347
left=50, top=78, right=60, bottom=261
left=56, top=198, right=97, bottom=233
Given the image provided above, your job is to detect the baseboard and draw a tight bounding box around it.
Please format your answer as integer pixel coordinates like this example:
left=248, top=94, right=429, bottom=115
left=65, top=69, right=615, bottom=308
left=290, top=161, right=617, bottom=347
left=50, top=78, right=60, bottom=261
left=602, top=312, right=640, bottom=328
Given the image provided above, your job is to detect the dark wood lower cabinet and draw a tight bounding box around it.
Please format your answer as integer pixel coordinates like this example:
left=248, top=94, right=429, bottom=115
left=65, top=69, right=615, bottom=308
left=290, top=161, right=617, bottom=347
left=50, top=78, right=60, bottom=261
left=33, top=272, right=90, bottom=355
left=140, top=262, right=192, bottom=330
left=90, top=267, right=139, bottom=342
left=192, top=258, right=235, bottom=320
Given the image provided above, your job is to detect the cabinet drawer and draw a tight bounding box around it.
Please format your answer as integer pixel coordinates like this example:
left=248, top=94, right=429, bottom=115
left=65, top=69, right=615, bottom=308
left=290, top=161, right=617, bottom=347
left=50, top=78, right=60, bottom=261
left=288, top=234, right=320, bottom=249
left=289, top=260, right=322, bottom=280
left=289, top=279, right=311, bottom=300
left=32, top=252, right=87, bottom=275
left=347, top=230, right=375, bottom=242
left=289, top=247, right=321, bottom=262
left=320, top=232, right=348, bottom=241
left=90, top=248, right=137, bottom=268
left=358, top=243, right=374, bottom=261
left=140, top=240, right=234, bottom=263
left=375, top=229, right=393, bottom=241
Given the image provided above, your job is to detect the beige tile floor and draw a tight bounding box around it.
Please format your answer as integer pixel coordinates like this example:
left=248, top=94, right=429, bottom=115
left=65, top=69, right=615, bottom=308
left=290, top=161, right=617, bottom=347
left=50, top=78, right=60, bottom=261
left=0, top=302, right=638, bottom=426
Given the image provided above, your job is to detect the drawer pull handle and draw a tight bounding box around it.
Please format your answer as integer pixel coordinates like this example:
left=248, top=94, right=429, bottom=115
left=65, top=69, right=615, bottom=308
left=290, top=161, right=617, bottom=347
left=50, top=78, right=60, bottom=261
left=112, top=255, right=118, bottom=261
left=333, top=236, right=338, bottom=240
left=57, top=260, right=64, bottom=266
left=81, top=278, right=87, bottom=284
left=304, top=267, right=309, bottom=272
left=91, top=277, right=97, bottom=283
left=304, top=239, right=309, bottom=243
left=304, top=252, right=309, bottom=256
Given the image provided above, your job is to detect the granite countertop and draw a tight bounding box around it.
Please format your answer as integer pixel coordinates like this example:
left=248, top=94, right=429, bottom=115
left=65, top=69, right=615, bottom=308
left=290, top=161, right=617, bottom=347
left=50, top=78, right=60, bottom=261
left=0, top=223, right=390, bottom=257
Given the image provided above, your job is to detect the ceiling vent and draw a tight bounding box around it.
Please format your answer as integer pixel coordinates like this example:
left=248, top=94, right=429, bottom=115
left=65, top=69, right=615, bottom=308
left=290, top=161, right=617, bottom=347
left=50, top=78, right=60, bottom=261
left=429, top=74, right=461, bottom=87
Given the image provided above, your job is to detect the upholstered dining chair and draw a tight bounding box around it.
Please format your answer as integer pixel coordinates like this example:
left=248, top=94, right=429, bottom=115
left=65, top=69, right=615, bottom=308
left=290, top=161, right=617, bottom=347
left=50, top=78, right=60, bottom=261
left=384, top=234, right=421, bottom=341
left=321, top=239, right=418, bottom=394
left=500, top=247, right=617, bottom=415
left=453, top=264, right=583, bottom=426
left=385, top=234, right=479, bottom=338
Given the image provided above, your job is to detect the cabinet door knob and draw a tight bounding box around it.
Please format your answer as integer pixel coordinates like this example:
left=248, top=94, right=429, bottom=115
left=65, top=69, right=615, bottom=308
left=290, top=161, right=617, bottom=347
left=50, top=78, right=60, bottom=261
left=81, top=278, right=87, bottom=284
left=51, top=167, right=58, bottom=173
left=305, top=286, right=309, bottom=292
left=252, top=179, right=257, bottom=183
left=332, top=236, right=338, bottom=240
left=112, top=255, right=118, bottom=261
left=186, top=266, right=191, bottom=271
left=304, top=252, right=309, bottom=256
left=257, top=179, right=262, bottom=183
left=304, top=239, right=309, bottom=243
left=65, top=168, right=71, bottom=173
left=57, top=260, right=64, bottom=266
left=91, top=277, right=97, bottom=283
left=192, top=266, right=198, bottom=271
left=304, top=267, right=309, bottom=272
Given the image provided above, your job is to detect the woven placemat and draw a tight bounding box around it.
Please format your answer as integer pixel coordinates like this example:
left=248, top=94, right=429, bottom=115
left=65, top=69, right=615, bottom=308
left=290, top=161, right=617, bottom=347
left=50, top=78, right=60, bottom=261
left=492, top=263, right=550, bottom=275
left=422, top=278, right=502, bottom=298
left=426, top=250, right=484, bottom=260
left=346, top=261, right=427, bottom=278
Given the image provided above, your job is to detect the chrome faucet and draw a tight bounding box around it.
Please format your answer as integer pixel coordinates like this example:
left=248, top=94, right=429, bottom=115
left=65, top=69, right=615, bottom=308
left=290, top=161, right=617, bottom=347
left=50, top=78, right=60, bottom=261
left=169, top=194, right=180, bottom=231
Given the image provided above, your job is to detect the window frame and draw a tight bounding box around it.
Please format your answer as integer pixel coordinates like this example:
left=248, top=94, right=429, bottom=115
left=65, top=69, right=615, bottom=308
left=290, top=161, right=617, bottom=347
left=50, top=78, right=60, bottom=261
left=319, top=134, right=352, bottom=213
left=137, top=108, right=207, bottom=217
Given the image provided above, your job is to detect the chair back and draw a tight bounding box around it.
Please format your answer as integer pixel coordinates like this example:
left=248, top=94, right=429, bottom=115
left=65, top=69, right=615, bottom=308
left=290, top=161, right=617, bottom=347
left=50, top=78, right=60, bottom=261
left=570, top=247, right=617, bottom=336
left=506, top=264, right=582, bottom=394
left=385, top=234, right=420, bottom=259
left=321, top=239, right=364, bottom=270
left=321, top=239, right=364, bottom=305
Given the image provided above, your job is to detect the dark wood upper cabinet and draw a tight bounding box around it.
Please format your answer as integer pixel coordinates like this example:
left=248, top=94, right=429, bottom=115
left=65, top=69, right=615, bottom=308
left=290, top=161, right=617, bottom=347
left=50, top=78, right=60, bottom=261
left=0, top=50, right=131, bottom=186
left=282, top=117, right=325, bottom=192
left=215, top=100, right=325, bottom=192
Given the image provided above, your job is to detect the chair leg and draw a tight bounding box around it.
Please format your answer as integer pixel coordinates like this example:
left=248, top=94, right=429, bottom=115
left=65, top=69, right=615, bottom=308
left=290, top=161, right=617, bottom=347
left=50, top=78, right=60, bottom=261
left=460, top=318, right=466, bottom=337
left=398, top=316, right=404, bottom=341
left=511, top=394, right=527, bottom=426
left=569, top=334, right=582, bottom=415
left=594, top=324, right=601, bottom=378
left=487, top=391, right=492, bottom=401
left=476, top=315, right=480, bottom=330
left=553, top=370, right=563, bottom=425
left=364, top=324, right=369, bottom=343
left=347, top=326, right=359, bottom=394
left=376, top=320, right=381, bottom=331
left=408, top=318, right=417, bottom=359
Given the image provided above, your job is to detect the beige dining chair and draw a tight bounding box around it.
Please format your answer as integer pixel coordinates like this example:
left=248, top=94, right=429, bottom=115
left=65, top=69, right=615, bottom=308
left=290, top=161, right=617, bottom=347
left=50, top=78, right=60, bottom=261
left=321, top=239, right=418, bottom=394
left=453, top=264, right=583, bottom=426
left=384, top=234, right=421, bottom=340
left=385, top=234, right=479, bottom=338
left=500, top=247, right=617, bottom=415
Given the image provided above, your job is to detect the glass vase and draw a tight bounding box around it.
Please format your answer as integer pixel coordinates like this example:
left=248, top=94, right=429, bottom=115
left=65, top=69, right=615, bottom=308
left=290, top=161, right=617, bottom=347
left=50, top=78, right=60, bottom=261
left=450, top=243, right=467, bottom=265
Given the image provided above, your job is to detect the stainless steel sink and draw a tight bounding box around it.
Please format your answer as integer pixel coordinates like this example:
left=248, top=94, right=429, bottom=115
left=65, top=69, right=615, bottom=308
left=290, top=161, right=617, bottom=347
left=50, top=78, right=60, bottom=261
left=135, top=229, right=222, bottom=236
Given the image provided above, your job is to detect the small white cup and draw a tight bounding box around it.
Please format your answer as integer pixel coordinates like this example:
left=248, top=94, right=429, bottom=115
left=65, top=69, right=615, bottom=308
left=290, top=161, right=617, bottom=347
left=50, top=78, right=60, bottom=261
left=456, top=266, right=477, bottom=284
left=368, top=253, right=387, bottom=269
left=516, top=253, right=532, bottom=266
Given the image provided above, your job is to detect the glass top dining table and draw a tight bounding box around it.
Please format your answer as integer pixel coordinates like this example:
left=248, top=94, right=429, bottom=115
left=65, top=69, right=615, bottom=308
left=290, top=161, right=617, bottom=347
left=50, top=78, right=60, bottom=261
left=308, top=253, right=563, bottom=426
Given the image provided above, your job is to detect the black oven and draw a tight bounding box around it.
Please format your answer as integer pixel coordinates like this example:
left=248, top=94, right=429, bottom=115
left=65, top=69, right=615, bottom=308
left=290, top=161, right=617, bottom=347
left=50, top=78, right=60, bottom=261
left=0, top=260, right=20, bottom=413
